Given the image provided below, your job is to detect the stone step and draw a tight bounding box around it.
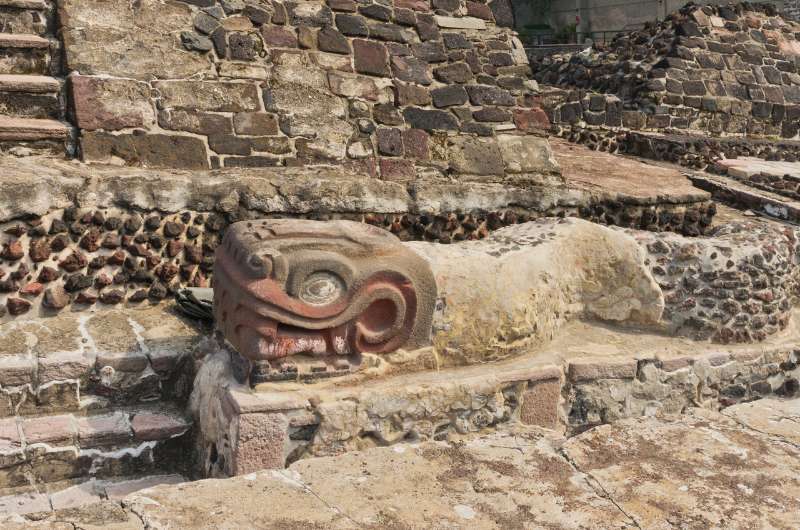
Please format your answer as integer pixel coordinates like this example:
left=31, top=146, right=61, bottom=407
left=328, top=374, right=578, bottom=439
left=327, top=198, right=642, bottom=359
left=0, top=32, right=47, bottom=48
left=0, top=75, right=60, bottom=119
left=0, top=473, right=186, bottom=516
left=0, top=91, right=59, bottom=118
left=0, top=2, right=48, bottom=35
left=0, top=73, right=58, bottom=92
left=0, top=0, right=48, bottom=9
left=0, top=307, right=198, bottom=419
left=688, top=172, right=800, bottom=223
left=0, top=33, right=48, bottom=74
left=0, top=115, right=67, bottom=140
left=0, top=407, right=191, bottom=491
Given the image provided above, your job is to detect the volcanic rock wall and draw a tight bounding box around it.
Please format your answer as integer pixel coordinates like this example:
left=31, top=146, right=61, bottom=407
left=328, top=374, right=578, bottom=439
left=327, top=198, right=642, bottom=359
left=534, top=3, right=800, bottom=139
left=58, top=0, right=555, bottom=181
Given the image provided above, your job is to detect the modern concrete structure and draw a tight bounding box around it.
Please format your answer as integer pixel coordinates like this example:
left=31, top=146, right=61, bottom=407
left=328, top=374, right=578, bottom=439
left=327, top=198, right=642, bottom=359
left=513, top=0, right=787, bottom=43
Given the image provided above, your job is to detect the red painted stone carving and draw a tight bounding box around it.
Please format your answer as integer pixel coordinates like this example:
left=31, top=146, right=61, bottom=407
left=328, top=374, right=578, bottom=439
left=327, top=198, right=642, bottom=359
left=214, top=219, right=436, bottom=380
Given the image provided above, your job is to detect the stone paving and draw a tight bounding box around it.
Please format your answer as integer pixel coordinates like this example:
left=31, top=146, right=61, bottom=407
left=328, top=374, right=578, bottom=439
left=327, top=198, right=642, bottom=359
left=2, top=397, right=798, bottom=528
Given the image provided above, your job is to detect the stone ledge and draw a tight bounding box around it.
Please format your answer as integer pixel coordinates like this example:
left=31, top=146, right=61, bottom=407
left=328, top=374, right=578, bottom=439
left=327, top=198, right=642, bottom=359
left=194, top=320, right=800, bottom=474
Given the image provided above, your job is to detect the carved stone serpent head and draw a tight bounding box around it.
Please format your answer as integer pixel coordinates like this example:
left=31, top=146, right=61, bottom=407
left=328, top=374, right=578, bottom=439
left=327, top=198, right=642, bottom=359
left=214, top=219, right=436, bottom=375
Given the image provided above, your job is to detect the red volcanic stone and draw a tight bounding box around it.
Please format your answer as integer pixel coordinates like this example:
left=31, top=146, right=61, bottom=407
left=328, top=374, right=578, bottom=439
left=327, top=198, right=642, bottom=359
left=75, top=292, right=98, bottom=305
left=0, top=240, right=24, bottom=261
left=353, top=39, right=390, bottom=77
left=19, top=282, right=43, bottom=297
left=59, top=252, right=87, bottom=273
left=379, top=158, right=416, bottom=182
left=43, top=285, right=69, bottom=309
left=166, top=240, right=184, bottom=258
left=163, top=221, right=185, bottom=238
left=6, top=297, right=31, bottom=316
left=38, top=266, right=59, bottom=283
left=158, top=263, right=180, bottom=282
left=513, top=107, right=550, bottom=132
left=29, top=238, right=51, bottom=262
left=10, top=263, right=28, bottom=281
left=395, top=0, right=430, bottom=11
left=184, top=244, right=203, bottom=264
left=261, top=26, right=298, bottom=48
left=50, top=234, right=70, bottom=252
left=466, top=1, right=494, bottom=19
left=402, top=128, right=430, bottom=160
left=328, top=0, right=357, bottom=11
left=94, top=273, right=112, bottom=289
left=107, top=250, right=126, bottom=266
left=99, top=290, right=124, bottom=305
left=4, top=224, right=26, bottom=237
left=102, top=233, right=121, bottom=249
left=131, top=413, right=190, bottom=441
left=79, top=229, right=102, bottom=252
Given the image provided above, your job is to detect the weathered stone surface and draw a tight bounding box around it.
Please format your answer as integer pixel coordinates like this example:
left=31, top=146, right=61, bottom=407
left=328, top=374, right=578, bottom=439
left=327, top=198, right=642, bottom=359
left=434, top=15, right=487, bottom=29
left=59, top=0, right=213, bottom=79
left=497, top=134, right=561, bottom=175
left=353, top=39, right=390, bottom=76
left=154, top=81, right=260, bottom=112
left=70, top=75, right=154, bottom=131
left=564, top=406, right=800, bottom=528
left=407, top=219, right=664, bottom=365
left=81, top=132, right=210, bottom=169
left=445, top=136, right=503, bottom=175
left=43, top=405, right=800, bottom=529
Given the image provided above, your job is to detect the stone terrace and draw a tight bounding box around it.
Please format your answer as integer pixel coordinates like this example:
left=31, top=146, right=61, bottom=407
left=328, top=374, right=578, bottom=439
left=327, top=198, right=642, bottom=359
left=5, top=398, right=800, bottom=528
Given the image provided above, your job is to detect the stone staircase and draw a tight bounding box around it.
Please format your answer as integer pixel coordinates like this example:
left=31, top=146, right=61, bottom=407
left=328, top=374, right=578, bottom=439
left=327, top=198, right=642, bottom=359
left=0, top=0, right=71, bottom=155
left=0, top=306, right=202, bottom=515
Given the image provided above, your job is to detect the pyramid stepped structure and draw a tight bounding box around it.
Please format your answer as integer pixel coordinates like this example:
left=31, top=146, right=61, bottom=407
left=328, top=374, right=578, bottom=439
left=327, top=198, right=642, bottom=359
left=0, top=0, right=71, bottom=154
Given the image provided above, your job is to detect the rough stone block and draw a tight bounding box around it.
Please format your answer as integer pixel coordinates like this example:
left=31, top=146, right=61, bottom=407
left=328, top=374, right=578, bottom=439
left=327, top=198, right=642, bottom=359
left=22, top=414, right=76, bottom=445
left=81, top=132, right=210, bottom=169
left=159, top=110, right=233, bottom=136
left=233, top=113, right=279, bottom=135
left=567, top=359, right=638, bottom=382
left=497, top=135, right=561, bottom=175
left=77, top=413, right=132, bottom=448
left=447, top=136, right=504, bottom=176
left=0, top=492, right=50, bottom=515
left=431, top=85, right=468, bottom=107
left=260, top=26, right=298, bottom=47
left=328, top=71, right=385, bottom=100
left=232, top=412, right=289, bottom=474
left=519, top=378, right=561, bottom=430
left=131, top=413, right=190, bottom=441
left=379, top=158, right=416, bottom=181
left=59, top=0, right=212, bottom=80
left=403, top=107, right=459, bottom=130
left=104, top=474, right=185, bottom=500
left=434, top=15, right=486, bottom=29
left=70, top=75, right=153, bottom=131
left=391, top=56, right=433, bottom=85
left=353, top=39, right=390, bottom=77
left=155, top=81, right=260, bottom=112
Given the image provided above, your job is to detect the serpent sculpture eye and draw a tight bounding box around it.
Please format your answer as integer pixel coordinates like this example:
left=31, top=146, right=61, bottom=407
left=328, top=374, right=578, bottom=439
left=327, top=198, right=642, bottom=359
left=298, top=272, right=345, bottom=306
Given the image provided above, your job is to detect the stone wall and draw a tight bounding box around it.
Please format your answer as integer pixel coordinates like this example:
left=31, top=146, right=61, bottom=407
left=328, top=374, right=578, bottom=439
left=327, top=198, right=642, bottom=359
left=534, top=3, right=800, bottom=139
left=0, top=157, right=713, bottom=321
left=630, top=219, right=798, bottom=343
left=59, top=0, right=557, bottom=181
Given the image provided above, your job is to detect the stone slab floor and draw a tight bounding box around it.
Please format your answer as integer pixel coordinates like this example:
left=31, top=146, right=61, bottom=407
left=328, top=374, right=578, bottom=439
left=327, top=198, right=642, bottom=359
left=4, top=398, right=800, bottom=529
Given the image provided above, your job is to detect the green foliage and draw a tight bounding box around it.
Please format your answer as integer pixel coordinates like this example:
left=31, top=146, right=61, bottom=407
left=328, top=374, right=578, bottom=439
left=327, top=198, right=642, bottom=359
left=555, top=23, right=577, bottom=43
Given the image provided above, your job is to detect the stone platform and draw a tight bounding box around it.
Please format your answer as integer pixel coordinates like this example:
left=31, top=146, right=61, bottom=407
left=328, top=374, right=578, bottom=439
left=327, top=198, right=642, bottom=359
left=8, top=397, right=800, bottom=528
left=192, top=313, right=800, bottom=475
